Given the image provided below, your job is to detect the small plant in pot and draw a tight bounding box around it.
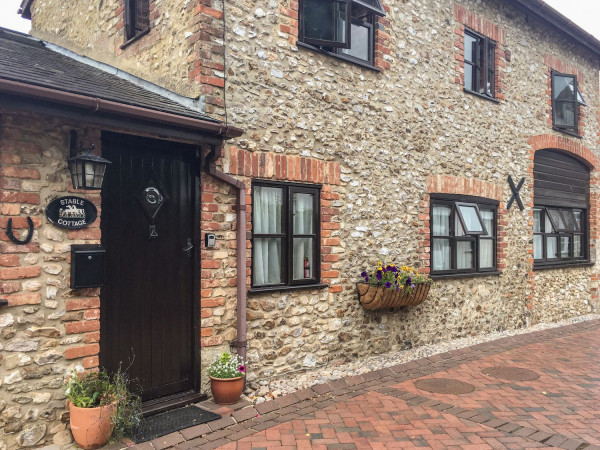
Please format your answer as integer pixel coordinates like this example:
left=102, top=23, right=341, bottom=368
left=207, top=352, right=246, bottom=405
left=64, top=367, right=142, bottom=449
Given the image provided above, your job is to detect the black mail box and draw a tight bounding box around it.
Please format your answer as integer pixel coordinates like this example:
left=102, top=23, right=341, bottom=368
left=71, top=244, right=105, bottom=289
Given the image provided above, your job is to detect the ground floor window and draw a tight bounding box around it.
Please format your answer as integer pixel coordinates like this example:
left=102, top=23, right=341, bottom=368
left=431, top=196, right=497, bottom=275
left=533, top=206, right=586, bottom=263
left=252, top=181, right=320, bottom=289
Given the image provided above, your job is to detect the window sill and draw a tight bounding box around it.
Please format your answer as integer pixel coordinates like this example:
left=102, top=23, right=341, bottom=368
left=297, top=42, right=381, bottom=72
left=248, top=283, right=330, bottom=294
left=430, top=271, right=502, bottom=280
left=463, top=88, right=500, bottom=103
left=120, top=28, right=150, bottom=50
left=552, top=127, right=582, bottom=139
left=534, top=261, right=593, bottom=271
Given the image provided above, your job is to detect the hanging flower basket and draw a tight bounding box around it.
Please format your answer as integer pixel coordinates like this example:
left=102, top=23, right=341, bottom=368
left=357, top=282, right=430, bottom=310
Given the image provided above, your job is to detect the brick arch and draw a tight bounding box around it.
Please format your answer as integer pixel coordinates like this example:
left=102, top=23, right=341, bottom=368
left=528, top=134, right=597, bottom=169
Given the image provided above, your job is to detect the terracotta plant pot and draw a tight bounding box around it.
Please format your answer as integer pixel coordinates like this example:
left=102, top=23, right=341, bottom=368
left=357, top=282, right=431, bottom=310
left=209, top=375, right=245, bottom=405
left=69, top=401, right=116, bottom=450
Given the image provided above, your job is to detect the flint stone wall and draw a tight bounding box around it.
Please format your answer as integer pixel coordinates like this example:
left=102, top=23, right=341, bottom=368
left=9, top=0, right=600, bottom=445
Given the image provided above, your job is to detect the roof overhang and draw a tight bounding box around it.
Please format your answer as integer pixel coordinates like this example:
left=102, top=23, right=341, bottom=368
left=507, top=0, right=600, bottom=57
left=0, top=78, right=244, bottom=141
left=18, top=0, right=33, bottom=19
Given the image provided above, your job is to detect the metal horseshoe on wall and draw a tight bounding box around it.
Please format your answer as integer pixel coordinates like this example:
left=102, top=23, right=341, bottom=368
left=6, top=217, right=34, bottom=245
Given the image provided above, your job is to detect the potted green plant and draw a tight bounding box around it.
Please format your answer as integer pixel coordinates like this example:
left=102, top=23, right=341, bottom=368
left=357, top=262, right=432, bottom=310
left=64, top=368, right=142, bottom=449
left=207, top=352, right=246, bottom=405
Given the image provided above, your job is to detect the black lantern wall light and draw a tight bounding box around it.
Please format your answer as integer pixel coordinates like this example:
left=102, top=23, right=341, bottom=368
left=67, top=130, right=111, bottom=190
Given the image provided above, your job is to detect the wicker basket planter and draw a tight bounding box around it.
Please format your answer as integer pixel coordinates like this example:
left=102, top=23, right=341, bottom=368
left=357, top=282, right=431, bottom=310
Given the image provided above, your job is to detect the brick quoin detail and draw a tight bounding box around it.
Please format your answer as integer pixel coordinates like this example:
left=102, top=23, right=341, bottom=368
left=543, top=55, right=586, bottom=136
left=200, top=148, right=342, bottom=347
left=526, top=134, right=599, bottom=309
left=280, top=0, right=392, bottom=71
left=187, top=0, right=226, bottom=114
left=418, top=175, right=507, bottom=274
left=453, top=3, right=507, bottom=100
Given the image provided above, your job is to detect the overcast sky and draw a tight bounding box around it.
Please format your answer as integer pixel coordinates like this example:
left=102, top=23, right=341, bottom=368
left=0, top=0, right=599, bottom=39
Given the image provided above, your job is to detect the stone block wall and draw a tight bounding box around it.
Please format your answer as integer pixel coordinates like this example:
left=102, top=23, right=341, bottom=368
left=0, top=110, right=104, bottom=448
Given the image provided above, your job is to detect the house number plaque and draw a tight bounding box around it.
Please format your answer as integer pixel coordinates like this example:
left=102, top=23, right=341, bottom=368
left=46, top=196, right=98, bottom=229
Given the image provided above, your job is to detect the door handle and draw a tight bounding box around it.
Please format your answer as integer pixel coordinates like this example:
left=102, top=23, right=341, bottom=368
left=183, top=238, right=194, bottom=257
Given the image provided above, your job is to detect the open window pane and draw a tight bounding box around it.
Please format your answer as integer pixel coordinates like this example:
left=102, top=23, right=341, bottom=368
left=577, top=89, right=587, bottom=106
left=547, top=208, right=566, bottom=231
left=533, top=235, right=543, bottom=260
left=545, top=211, right=555, bottom=233
left=479, top=239, right=494, bottom=268
left=456, top=203, right=485, bottom=234
left=547, top=236, right=558, bottom=259
left=432, top=205, right=451, bottom=236
left=293, top=193, right=314, bottom=234
left=455, top=211, right=466, bottom=237
left=254, top=186, right=283, bottom=234
left=293, top=238, right=314, bottom=280
left=560, top=236, right=570, bottom=258
left=432, top=239, right=450, bottom=271
left=253, top=238, right=283, bottom=285
left=457, top=241, right=474, bottom=269
left=561, top=209, right=578, bottom=232
left=302, top=0, right=351, bottom=48
left=553, top=74, right=576, bottom=102
left=574, top=210, right=582, bottom=229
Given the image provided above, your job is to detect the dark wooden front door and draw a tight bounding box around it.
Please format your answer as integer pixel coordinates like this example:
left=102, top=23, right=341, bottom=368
left=100, top=132, right=199, bottom=405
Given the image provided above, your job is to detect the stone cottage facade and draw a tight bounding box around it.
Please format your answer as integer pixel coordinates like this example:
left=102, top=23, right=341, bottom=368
left=1, top=0, right=599, bottom=446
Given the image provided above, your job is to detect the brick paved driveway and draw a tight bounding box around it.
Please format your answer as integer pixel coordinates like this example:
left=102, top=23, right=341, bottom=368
left=137, top=319, right=600, bottom=449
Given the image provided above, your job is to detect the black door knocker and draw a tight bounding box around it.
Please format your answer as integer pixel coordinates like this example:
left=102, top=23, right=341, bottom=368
left=6, top=217, right=34, bottom=245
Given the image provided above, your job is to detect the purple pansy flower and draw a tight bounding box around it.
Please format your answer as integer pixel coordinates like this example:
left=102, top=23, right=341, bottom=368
left=361, top=271, right=368, bottom=279
left=385, top=281, right=392, bottom=288
left=405, top=276, right=412, bottom=286
left=376, top=271, right=383, bottom=280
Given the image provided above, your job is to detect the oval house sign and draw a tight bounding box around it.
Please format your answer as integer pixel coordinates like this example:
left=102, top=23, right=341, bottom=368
left=46, top=196, right=98, bottom=229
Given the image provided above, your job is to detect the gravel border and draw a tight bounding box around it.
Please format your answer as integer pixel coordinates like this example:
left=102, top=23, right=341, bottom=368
left=245, top=314, right=600, bottom=403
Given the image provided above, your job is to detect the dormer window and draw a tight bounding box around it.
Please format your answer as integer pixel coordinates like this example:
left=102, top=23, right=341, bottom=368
left=299, top=0, right=385, bottom=67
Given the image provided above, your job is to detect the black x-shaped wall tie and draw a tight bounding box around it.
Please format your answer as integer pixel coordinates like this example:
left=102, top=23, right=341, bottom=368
left=507, top=175, right=525, bottom=211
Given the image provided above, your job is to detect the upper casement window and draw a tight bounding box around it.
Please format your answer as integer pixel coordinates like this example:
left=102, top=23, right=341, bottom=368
left=252, top=181, right=321, bottom=290
left=431, top=196, right=498, bottom=277
left=552, top=70, right=587, bottom=136
left=124, top=0, right=150, bottom=43
left=464, top=29, right=495, bottom=99
left=299, top=0, right=385, bottom=67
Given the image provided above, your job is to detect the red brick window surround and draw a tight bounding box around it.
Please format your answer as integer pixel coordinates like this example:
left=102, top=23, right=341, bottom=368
left=418, top=176, right=507, bottom=276
left=454, top=4, right=507, bottom=101
left=230, top=147, right=340, bottom=287
left=280, top=0, right=392, bottom=71
left=544, top=55, right=586, bottom=137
